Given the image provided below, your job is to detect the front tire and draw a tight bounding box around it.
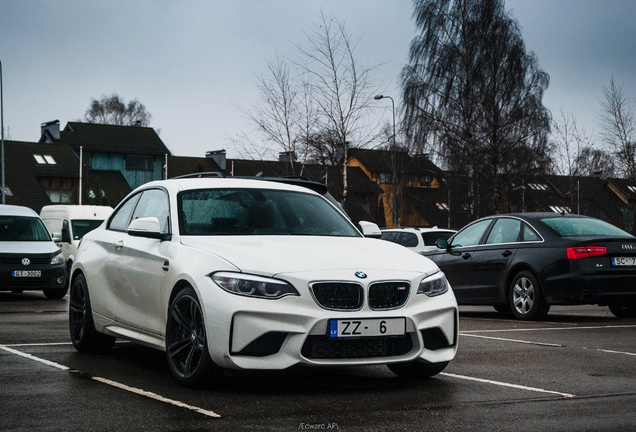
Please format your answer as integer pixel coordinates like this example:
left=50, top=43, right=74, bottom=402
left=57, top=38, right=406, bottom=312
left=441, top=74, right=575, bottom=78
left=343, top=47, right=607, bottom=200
left=166, top=287, right=220, bottom=388
left=69, top=273, right=115, bottom=353
left=509, top=270, right=550, bottom=321
left=388, top=360, right=448, bottom=379
left=609, top=303, right=636, bottom=318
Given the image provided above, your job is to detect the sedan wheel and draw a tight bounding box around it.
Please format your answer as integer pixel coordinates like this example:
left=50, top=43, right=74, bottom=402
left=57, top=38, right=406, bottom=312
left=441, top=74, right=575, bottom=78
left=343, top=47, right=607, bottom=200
left=166, top=287, right=220, bottom=388
left=510, top=271, right=549, bottom=321
left=69, top=274, right=116, bottom=353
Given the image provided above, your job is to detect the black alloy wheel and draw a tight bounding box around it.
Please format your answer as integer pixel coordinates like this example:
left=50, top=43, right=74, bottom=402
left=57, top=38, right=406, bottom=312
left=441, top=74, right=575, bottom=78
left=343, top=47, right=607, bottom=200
left=509, top=270, right=550, bottom=321
left=69, top=273, right=115, bottom=353
left=165, top=287, right=220, bottom=388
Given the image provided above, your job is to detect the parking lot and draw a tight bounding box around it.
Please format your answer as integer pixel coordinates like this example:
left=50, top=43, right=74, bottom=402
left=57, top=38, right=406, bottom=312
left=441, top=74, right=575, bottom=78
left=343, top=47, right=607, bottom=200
left=1, top=291, right=635, bottom=431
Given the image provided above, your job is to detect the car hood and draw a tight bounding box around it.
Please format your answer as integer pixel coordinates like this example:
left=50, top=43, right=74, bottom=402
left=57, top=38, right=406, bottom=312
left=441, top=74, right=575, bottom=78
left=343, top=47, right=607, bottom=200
left=0, top=241, right=60, bottom=255
left=180, top=236, right=439, bottom=277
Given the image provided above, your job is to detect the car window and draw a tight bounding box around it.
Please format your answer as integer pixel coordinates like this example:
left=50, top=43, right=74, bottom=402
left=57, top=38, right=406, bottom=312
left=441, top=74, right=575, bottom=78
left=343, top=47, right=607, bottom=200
left=540, top=217, right=633, bottom=237
left=450, top=219, right=492, bottom=247
left=71, top=220, right=104, bottom=240
left=522, top=223, right=541, bottom=241
left=0, top=216, right=51, bottom=241
left=400, top=232, right=419, bottom=247
left=486, top=218, right=521, bottom=244
left=380, top=231, right=400, bottom=243
left=131, top=189, right=170, bottom=234
left=178, top=188, right=360, bottom=237
left=422, top=231, right=454, bottom=246
left=108, top=193, right=141, bottom=231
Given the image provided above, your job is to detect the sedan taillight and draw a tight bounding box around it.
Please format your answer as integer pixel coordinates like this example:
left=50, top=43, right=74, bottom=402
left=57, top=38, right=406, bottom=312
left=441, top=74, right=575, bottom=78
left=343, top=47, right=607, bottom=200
left=567, top=246, right=607, bottom=260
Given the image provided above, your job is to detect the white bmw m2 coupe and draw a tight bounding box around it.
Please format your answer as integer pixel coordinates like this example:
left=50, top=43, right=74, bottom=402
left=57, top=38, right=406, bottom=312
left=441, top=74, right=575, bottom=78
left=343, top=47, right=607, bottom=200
left=69, top=177, right=457, bottom=387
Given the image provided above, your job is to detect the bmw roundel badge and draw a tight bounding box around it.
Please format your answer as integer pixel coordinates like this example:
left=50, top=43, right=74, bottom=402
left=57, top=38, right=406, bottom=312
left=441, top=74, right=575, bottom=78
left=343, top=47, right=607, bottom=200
left=355, top=271, right=367, bottom=279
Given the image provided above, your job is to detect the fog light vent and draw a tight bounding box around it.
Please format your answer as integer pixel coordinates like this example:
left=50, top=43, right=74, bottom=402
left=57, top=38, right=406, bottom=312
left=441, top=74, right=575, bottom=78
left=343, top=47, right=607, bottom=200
left=421, top=327, right=452, bottom=351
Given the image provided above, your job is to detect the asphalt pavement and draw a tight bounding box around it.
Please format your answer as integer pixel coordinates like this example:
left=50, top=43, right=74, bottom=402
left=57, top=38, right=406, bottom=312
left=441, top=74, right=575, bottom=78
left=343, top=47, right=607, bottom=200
left=1, top=291, right=635, bottom=431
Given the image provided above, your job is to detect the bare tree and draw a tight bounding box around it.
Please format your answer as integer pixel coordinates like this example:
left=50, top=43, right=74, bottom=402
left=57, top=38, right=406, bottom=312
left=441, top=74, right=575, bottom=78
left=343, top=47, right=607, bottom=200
left=233, top=55, right=317, bottom=174
left=295, top=12, right=381, bottom=205
left=84, top=93, right=152, bottom=127
left=551, top=108, right=594, bottom=176
left=598, top=78, right=636, bottom=180
left=402, top=0, right=551, bottom=217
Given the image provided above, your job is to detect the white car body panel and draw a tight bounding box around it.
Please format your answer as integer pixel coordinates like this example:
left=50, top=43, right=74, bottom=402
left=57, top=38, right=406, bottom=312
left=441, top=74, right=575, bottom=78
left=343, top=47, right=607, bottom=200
left=73, top=178, right=458, bottom=374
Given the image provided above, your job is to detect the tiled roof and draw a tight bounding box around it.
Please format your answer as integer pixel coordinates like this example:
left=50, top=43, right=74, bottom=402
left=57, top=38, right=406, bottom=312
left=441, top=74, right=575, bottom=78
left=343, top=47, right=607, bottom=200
left=60, top=122, right=171, bottom=156
left=2, top=140, right=80, bottom=212
left=349, top=148, right=443, bottom=176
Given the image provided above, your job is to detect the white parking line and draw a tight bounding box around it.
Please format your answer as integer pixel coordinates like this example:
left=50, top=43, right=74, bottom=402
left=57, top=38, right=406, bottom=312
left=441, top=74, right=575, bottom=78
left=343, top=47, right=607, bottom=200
left=441, top=372, right=575, bottom=398
left=460, top=333, right=563, bottom=347
left=597, top=349, right=636, bottom=357
left=463, top=324, right=636, bottom=334
left=0, top=344, right=221, bottom=419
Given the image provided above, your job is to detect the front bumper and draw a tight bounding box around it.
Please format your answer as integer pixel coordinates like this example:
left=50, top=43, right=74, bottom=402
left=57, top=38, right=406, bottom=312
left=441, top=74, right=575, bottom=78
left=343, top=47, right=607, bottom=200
left=0, top=264, right=67, bottom=291
left=197, top=270, right=458, bottom=370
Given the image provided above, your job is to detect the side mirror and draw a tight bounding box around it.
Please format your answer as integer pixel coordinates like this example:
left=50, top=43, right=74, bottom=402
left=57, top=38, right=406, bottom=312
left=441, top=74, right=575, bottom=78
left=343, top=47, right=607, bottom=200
left=435, top=238, right=449, bottom=249
left=358, top=221, right=382, bottom=238
left=52, top=232, right=63, bottom=243
left=127, top=217, right=169, bottom=240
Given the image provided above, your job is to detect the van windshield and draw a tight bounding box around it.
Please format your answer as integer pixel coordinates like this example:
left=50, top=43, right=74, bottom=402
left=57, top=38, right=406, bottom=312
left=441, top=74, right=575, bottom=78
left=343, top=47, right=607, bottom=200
left=0, top=216, right=51, bottom=241
left=71, top=220, right=104, bottom=240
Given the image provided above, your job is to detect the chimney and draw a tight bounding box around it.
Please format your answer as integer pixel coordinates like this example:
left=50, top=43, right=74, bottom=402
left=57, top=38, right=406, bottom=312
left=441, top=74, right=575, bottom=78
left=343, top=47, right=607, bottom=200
left=41, top=120, right=60, bottom=141
left=206, top=149, right=227, bottom=171
left=279, top=151, right=296, bottom=162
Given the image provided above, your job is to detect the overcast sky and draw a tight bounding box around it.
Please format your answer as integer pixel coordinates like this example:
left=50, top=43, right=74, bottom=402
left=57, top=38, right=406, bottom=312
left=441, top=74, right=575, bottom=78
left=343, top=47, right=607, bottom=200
left=1, top=0, right=635, bottom=159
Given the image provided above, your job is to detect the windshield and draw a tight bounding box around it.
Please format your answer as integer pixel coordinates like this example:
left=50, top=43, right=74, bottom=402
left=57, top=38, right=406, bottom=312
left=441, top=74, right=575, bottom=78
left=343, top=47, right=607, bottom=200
left=71, top=219, right=104, bottom=240
left=541, top=217, right=633, bottom=237
left=0, top=216, right=51, bottom=241
left=178, top=188, right=360, bottom=237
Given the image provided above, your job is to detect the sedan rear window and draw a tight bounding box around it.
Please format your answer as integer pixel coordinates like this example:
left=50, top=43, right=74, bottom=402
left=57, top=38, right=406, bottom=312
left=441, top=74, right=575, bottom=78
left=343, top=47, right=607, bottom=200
left=541, top=217, right=632, bottom=237
left=178, top=188, right=360, bottom=237
left=0, top=216, right=51, bottom=241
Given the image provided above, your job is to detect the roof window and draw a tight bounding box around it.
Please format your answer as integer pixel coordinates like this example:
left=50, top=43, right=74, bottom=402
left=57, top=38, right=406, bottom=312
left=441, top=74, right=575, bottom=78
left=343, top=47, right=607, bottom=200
left=528, top=183, right=549, bottom=191
left=549, top=206, right=571, bottom=214
left=33, top=154, right=57, bottom=165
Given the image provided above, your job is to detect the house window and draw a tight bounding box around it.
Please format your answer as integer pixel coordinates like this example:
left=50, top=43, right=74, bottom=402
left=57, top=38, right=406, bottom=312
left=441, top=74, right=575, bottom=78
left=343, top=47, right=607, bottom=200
left=419, top=176, right=432, bottom=187
left=44, top=155, right=57, bottom=164
left=125, top=155, right=154, bottom=171
left=528, top=183, right=549, bottom=191
left=628, top=185, right=636, bottom=193
left=2, top=187, right=13, bottom=197
left=379, top=173, right=392, bottom=184
left=436, top=202, right=449, bottom=211
left=46, top=190, right=72, bottom=203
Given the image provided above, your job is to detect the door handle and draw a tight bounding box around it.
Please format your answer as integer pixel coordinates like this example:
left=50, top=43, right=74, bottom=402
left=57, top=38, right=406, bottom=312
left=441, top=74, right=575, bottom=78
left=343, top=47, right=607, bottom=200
left=502, top=250, right=512, bottom=257
left=113, top=240, right=124, bottom=250
left=462, top=253, right=471, bottom=259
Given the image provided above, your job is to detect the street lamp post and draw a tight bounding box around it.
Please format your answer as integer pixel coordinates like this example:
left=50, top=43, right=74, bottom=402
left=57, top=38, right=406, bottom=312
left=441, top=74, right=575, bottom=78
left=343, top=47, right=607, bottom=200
left=374, top=94, right=399, bottom=226
left=1, top=60, right=5, bottom=205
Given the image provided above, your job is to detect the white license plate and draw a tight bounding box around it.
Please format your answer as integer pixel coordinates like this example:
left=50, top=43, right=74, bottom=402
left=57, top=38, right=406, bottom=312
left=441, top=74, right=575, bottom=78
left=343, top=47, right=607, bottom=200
left=329, top=318, right=405, bottom=338
left=611, top=257, right=636, bottom=266
left=12, top=270, right=42, bottom=277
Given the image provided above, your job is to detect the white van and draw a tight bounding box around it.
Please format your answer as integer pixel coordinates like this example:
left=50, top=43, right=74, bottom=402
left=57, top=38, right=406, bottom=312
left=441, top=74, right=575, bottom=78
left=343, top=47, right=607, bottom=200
left=0, top=204, right=67, bottom=298
left=40, top=205, right=113, bottom=272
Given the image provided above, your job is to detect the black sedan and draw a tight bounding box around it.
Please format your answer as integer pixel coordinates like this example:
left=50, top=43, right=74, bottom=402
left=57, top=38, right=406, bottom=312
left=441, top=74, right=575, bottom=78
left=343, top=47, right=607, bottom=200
left=424, top=213, right=636, bottom=320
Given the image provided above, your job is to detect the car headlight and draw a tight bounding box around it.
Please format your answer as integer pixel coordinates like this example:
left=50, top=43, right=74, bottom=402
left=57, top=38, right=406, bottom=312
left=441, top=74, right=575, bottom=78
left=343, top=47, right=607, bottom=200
left=51, top=251, right=65, bottom=265
left=417, top=271, right=449, bottom=297
left=211, top=272, right=299, bottom=299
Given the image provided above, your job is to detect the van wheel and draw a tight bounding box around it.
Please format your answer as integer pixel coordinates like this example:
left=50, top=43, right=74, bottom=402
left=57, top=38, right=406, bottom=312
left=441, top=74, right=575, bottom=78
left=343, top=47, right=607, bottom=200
left=44, top=287, right=68, bottom=299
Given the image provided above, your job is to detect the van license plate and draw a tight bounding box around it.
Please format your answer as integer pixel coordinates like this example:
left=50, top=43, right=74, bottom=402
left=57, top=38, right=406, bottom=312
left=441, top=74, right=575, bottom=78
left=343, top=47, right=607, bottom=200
left=12, top=270, right=41, bottom=277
